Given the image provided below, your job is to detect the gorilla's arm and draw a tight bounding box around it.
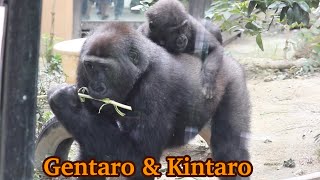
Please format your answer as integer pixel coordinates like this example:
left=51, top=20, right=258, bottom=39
left=200, top=42, right=224, bottom=99
left=137, top=22, right=149, bottom=37
left=48, top=85, right=171, bottom=179
left=47, top=85, right=90, bottom=138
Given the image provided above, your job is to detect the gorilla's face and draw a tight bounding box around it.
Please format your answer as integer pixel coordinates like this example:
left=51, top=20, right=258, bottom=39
left=79, top=24, right=149, bottom=103
left=148, top=20, right=189, bottom=54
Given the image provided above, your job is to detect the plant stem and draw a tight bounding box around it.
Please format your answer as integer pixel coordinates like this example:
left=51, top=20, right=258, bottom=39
left=78, top=93, right=132, bottom=111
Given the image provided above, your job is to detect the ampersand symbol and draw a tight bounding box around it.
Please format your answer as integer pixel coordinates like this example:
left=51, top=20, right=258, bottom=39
left=142, top=157, right=161, bottom=177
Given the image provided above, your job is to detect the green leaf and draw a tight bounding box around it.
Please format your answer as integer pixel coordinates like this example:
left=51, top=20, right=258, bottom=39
left=256, top=2, right=268, bottom=13
left=268, top=1, right=286, bottom=9
left=245, top=21, right=262, bottom=31
left=141, top=0, right=154, bottom=4
left=278, top=2, right=287, bottom=9
left=222, top=11, right=232, bottom=20
left=248, top=1, right=257, bottom=16
left=292, top=3, right=302, bottom=24
left=291, top=2, right=310, bottom=25
left=256, top=33, right=264, bottom=51
left=285, top=0, right=294, bottom=7
left=297, top=1, right=310, bottom=13
left=286, top=7, right=294, bottom=25
left=307, top=0, right=320, bottom=8
left=280, top=6, right=289, bottom=21
left=300, top=11, right=310, bottom=25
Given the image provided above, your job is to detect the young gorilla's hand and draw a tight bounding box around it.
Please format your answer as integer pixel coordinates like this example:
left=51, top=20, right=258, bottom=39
left=202, top=82, right=215, bottom=99
left=48, top=84, right=81, bottom=113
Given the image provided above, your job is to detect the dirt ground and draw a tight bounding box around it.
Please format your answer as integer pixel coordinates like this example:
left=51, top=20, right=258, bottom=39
left=228, top=33, right=320, bottom=180
left=246, top=75, right=320, bottom=179
left=158, top=33, right=320, bottom=180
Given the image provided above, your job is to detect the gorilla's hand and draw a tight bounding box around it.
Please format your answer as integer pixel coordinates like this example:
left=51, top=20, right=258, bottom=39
left=202, top=82, right=215, bottom=99
left=201, top=66, right=216, bottom=100
left=48, top=84, right=99, bottom=140
left=47, top=83, right=68, bottom=100
left=48, top=85, right=81, bottom=113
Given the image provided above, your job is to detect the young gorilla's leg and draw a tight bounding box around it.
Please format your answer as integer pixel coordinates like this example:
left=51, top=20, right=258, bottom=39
left=201, top=44, right=224, bottom=99
left=210, top=66, right=251, bottom=179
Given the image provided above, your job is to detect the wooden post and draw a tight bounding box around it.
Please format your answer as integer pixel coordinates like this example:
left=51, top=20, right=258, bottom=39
left=0, top=0, right=41, bottom=179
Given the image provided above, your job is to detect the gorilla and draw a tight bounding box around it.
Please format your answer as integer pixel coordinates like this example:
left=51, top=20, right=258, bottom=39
left=48, top=23, right=250, bottom=180
left=138, top=0, right=224, bottom=99
left=138, top=0, right=223, bottom=52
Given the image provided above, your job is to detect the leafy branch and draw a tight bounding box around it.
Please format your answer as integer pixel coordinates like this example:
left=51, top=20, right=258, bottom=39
left=205, top=0, right=320, bottom=51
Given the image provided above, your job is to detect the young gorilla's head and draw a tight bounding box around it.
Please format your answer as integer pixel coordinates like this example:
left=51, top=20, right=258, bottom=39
left=146, top=0, right=190, bottom=53
left=77, top=23, right=149, bottom=103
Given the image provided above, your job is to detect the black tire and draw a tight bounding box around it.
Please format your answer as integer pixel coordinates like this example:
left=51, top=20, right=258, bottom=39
left=35, top=117, right=74, bottom=169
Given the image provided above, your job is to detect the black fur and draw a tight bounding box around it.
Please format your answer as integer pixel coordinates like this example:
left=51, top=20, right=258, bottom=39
left=48, top=23, right=250, bottom=180
left=138, top=0, right=224, bottom=99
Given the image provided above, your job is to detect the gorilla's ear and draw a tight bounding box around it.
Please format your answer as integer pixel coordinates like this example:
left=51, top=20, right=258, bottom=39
left=128, top=45, right=150, bottom=74
left=129, top=48, right=139, bottom=65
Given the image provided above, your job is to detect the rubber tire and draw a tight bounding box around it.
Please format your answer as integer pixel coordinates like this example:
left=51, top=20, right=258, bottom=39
left=35, top=117, right=74, bottom=169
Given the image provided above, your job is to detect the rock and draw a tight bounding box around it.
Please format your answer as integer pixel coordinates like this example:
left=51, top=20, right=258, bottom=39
left=283, top=158, right=295, bottom=168
left=264, top=139, right=272, bottom=143
left=306, top=157, right=313, bottom=164
left=294, top=169, right=304, bottom=176
left=264, top=77, right=273, bottom=82
left=277, top=74, right=287, bottom=80
left=277, top=165, right=282, bottom=170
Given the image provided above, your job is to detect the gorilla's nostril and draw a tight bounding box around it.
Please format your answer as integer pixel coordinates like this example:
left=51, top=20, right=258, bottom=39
left=90, top=82, right=107, bottom=94
left=159, top=40, right=165, bottom=46
left=95, top=86, right=105, bottom=92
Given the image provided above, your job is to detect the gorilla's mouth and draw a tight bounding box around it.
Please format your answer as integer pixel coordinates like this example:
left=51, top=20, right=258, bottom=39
left=88, top=82, right=108, bottom=99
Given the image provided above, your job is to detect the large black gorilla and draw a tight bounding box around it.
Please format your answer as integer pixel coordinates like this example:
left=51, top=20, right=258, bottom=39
left=48, top=23, right=250, bottom=180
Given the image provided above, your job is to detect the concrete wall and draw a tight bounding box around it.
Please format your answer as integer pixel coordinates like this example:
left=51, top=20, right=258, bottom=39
left=41, top=0, right=74, bottom=40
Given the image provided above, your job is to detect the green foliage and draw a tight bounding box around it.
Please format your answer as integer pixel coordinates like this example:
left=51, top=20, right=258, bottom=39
left=36, top=0, right=64, bottom=142
left=206, top=1, right=264, bottom=50
left=36, top=109, right=53, bottom=132
left=284, top=22, right=320, bottom=73
left=41, top=34, right=63, bottom=73
left=206, top=0, right=320, bottom=51
left=297, top=28, right=320, bottom=72
left=135, top=0, right=157, bottom=12
left=37, top=35, right=65, bottom=137
left=256, top=33, right=264, bottom=51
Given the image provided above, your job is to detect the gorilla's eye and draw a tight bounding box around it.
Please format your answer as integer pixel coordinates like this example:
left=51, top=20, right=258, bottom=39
left=149, top=21, right=155, bottom=31
left=84, top=61, right=94, bottom=70
left=129, top=49, right=139, bottom=64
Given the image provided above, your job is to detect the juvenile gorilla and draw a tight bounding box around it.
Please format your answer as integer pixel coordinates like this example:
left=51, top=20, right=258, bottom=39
left=48, top=23, right=250, bottom=180
left=138, top=0, right=223, bottom=98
